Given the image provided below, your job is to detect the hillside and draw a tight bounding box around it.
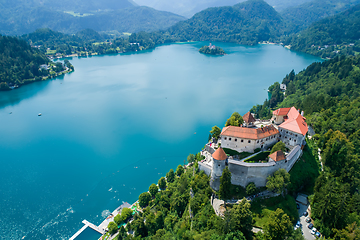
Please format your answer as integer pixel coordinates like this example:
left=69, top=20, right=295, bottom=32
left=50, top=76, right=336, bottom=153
left=0, top=35, right=50, bottom=90
left=285, top=4, right=360, bottom=58
left=281, top=0, right=360, bottom=33
left=152, top=0, right=286, bottom=45
left=134, top=0, right=312, bottom=17
left=0, top=4, right=186, bottom=36
left=251, top=55, right=360, bottom=238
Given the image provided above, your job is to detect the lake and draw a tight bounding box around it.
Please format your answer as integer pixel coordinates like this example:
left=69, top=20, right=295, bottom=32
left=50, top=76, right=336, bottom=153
left=0, top=42, right=321, bottom=239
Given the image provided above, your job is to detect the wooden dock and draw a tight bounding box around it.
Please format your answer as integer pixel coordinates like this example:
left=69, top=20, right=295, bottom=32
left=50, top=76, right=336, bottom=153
left=69, top=219, right=105, bottom=240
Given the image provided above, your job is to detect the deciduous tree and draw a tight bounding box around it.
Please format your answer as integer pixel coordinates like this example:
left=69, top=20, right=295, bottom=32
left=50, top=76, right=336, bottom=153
left=158, top=177, right=166, bottom=190
left=220, top=167, right=231, bottom=200
left=263, top=208, right=293, bottom=240
left=139, top=192, right=152, bottom=208
left=266, top=169, right=290, bottom=195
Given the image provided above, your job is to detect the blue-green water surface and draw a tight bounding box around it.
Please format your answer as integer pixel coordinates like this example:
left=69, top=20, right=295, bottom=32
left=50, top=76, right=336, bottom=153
left=0, top=42, right=321, bottom=239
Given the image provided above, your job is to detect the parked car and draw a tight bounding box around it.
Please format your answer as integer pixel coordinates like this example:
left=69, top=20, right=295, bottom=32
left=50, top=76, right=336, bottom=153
left=303, top=211, right=309, bottom=216
left=311, top=227, right=317, bottom=235
left=308, top=223, right=314, bottom=229
left=295, top=221, right=301, bottom=230
left=306, top=217, right=311, bottom=223
left=315, top=232, right=321, bottom=237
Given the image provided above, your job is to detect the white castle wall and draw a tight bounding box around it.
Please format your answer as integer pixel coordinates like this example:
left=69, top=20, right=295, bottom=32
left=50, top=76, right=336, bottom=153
left=198, top=162, right=212, bottom=176
left=200, top=145, right=303, bottom=189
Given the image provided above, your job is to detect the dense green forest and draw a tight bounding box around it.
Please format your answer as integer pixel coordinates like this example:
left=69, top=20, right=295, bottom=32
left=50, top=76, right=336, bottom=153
left=21, top=29, right=158, bottom=57
left=133, top=0, right=312, bottom=18
left=280, top=0, right=360, bottom=33
left=250, top=55, right=360, bottom=238
left=0, top=3, right=185, bottom=36
left=285, top=4, right=360, bottom=58
left=0, top=35, right=51, bottom=90
left=104, top=155, right=308, bottom=240
left=155, top=0, right=286, bottom=45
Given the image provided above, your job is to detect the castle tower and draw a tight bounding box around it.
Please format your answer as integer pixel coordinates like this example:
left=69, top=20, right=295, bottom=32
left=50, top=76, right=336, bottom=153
left=210, top=147, right=227, bottom=191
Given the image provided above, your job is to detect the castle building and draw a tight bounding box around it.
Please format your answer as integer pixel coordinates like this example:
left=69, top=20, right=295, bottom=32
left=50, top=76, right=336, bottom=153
left=273, top=107, right=308, bottom=148
left=210, top=147, right=227, bottom=191
left=220, top=125, right=279, bottom=153
left=199, top=106, right=308, bottom=189
left=242, top=111, right=256, bottom=127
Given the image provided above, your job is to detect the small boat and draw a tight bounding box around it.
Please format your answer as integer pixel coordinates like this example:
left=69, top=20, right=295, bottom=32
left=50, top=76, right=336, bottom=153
left=38, top=113, right=42, bottom=116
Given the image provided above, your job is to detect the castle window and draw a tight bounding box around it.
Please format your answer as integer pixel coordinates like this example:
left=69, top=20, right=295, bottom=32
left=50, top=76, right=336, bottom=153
left=235, top=139, right=237, bottom=142
left=285, top=136, right=287, bottom=139
left=218, top=164, right=220, bottom=167
left=295, top=134, right=297, bottom=137
left=290, top=133, right=292, bottom=135
left=294, top=139, right=296, bottom=142
left=241, top=139, right=243, bottom=142
left=224, top=137, right=227, bottom=140
left=248, top=140, right=251, bottom=143
left=257, top=140, right=259, bottom=143
left=229, top=138, right=232, bottom=141
left=286, top=131, right=288, bottom=133
left=261, top=139, right=263, bottom=142
left=290, top=138, right=292, bottom=140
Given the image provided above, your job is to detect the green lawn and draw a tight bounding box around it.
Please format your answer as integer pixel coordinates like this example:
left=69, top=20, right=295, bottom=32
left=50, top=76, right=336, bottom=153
left=223, top=148, right=252, bottom=159
left=46, top=50, right=56, bottom=55
left=251, top=195, right=299, bottom=228
left=288, top=139, right=321, bottom=194
left=244, top=151, right=270, bottom=163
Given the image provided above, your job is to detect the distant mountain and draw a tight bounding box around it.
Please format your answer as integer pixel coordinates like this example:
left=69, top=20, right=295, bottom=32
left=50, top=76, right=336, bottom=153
left=133, top=0, right=312, bottom=17
left=281, top=0, right=360, bottom=32
left=285, top=3, right=360, bottom=58
left=153, top=0, right=285, bottom=45
left=0, top=1, right=186, bottom=35
left=0, top=0, right=138, bottom=13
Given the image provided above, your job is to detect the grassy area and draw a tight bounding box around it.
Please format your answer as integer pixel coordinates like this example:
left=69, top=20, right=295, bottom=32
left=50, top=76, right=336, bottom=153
left=46, top=50, right=56, bottom=55
left=244, top=151, right=270, bottom=163
left=251, top=195, right=299, bottom=228
left=223, top=148, right=253, bottom=159
left=288, top=138, right=321, bottom=194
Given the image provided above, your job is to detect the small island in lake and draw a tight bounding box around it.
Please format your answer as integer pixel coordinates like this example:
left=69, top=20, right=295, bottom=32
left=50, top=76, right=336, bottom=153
left=199, top=43, right=226, bottom=55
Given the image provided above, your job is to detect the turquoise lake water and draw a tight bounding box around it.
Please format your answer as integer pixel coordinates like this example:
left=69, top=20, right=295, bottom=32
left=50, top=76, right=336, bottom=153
left=0, top=42, right=321, bottom=239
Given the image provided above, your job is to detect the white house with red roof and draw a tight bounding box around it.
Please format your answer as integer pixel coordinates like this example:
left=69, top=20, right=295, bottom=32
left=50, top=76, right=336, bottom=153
left=221, top=125, right=279, bottom=153
left=273, top=107, right=308, bottom=148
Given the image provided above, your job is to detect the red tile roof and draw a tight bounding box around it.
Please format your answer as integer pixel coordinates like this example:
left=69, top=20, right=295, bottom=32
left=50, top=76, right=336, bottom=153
left=279, top=107, right=308, bottom=136
left=221, top=125, right=279, bottom=140
left=273, top=107, right=291, bottom=116
left=212, top=148, right=227, bottom=161
left=243, top=112, right=256, bottom=123
left=269, top=150, right=285, bottom=162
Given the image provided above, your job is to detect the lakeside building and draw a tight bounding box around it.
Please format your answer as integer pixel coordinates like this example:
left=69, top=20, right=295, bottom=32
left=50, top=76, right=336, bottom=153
left=200, top=106, right=308, bottom=190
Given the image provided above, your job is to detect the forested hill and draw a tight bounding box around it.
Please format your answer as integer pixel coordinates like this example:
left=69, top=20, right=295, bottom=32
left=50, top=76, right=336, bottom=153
left=153, top=0, right=286, bottom=45
left=280, top=0, right=360, bottom=33
left=0, top=4, right=186, bottom=36
left=284, top=4, right=360, bottom=58
left=251, top=55, right=360, bottom=238
left=133, top=0, right=312, bottom=18
left=0, top=35, right=49, bottom=89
